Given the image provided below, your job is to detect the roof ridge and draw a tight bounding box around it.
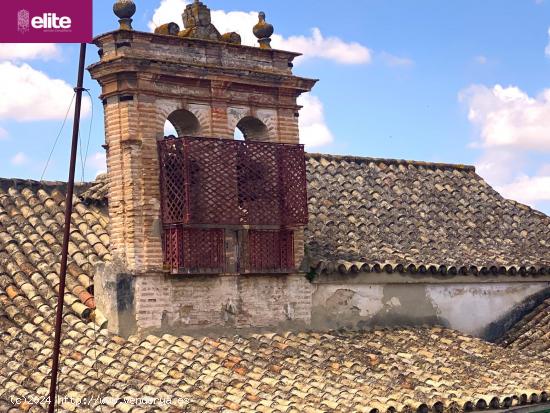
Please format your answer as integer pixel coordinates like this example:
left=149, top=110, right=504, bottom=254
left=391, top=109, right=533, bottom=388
left=0, top=177, right=93, bottom=192
left=306, top=152, right=476, bottom=172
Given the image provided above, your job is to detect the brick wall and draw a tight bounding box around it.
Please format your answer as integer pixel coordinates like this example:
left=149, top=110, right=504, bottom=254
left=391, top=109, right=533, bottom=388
left=134, top=273, right=312, bottom=333
left=89, top=30, right=317, bottom=335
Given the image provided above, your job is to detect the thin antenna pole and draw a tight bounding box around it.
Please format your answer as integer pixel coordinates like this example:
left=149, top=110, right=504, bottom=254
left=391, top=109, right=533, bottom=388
left=47, top=42, right=87, bottom=413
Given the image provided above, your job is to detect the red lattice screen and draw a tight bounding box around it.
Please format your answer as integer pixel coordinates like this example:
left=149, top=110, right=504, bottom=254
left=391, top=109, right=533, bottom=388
left=247, top=229, right=295, bottom=272
left=158, top=136, right=308, bottom=226
left=158, top=138, right=187, bottom=223
left=159, top=136, right=306, bottom=274
left=279, top=144, right=309, bottom=225
left=163, top=226, right=225, bottom=273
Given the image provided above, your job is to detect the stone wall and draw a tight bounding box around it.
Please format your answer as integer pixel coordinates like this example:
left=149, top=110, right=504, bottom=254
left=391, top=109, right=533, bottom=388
left=139, top=273, right=311, bottom=334
left=98, top=265, right=550, bottom=338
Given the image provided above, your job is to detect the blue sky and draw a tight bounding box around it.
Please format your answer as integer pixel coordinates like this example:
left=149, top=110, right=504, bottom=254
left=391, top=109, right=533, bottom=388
left=0, top=0, right=549, bottom=213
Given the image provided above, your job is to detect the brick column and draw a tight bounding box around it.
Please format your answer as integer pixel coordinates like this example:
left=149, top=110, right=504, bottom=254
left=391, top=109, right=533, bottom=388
left=211, top=81, right=232, bottom=138
left=104, top=93, right=165, bottom=273
left=277, top=108, right=300, bottom=144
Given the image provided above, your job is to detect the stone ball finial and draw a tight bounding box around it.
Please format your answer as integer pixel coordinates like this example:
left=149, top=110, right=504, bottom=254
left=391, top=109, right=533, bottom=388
left=113, top=0, right=136, bottom=30
left=253, top=11, right=274, bottom=49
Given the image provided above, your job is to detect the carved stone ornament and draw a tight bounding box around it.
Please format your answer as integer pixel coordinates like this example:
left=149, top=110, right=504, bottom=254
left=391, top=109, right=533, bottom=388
left=113, top=0, right=136, bottom=30
left=253, top=12, right=274, bottom=49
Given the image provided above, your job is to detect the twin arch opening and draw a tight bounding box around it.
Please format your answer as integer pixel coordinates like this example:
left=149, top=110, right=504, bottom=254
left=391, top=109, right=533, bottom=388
left=164, top=109, right=269, bottom=141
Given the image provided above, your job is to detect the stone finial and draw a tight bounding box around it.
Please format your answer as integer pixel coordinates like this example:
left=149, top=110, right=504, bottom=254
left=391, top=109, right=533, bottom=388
left=113, top=0, right=136, bottom=31
left=253, top=12, right=274, bottom=49
left=154, top=22, right=181, bottom=36
left=179, top=0, right=220, bottom=41
left=176, top=1, right=241, bottom=45
left=220, top=32, right=242, bottom=45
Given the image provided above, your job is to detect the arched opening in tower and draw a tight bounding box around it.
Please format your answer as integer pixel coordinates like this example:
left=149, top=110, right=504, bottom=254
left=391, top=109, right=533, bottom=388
left=235, top=116, right=269, bottom=141
left=164, top=109, right=201, bottom=137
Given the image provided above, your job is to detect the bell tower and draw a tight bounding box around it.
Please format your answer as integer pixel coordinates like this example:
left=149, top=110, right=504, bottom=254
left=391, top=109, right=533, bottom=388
left=89, top=0, right=317, bottom=335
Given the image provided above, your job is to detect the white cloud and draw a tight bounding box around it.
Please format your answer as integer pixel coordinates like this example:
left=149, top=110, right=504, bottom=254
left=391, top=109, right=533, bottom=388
left=148, top=0, right=187, bottom=31
left=211, top=10, right=257, bottom=46
left=271, top=29, right=371, bottom=65
left=0, top=62, right=90, bottom=122
left=475, top=149, right=524, bottom=185
left=86, top=152, right=107, bottom=177
left=459, top=84, right=550, bottom=151
left=0, top=43, right=61, bottom=62
left=148, top=2, right=371, bottom=65
left=164, top=120, right=177, bottom=136
left=379, top=52, right=413, bottom=67
left=538, top=163, right=550, bottom=175
left=211, top=11, right=371, bottom=64
left=460, top=83, right=550, bottom=209
left=11, top=152, right=29, bottom=166
left=211, top=10, right=372, bottom=65
left=297, top=93, right=333, bottom=148
left=0, top=127, right=7, bottom=140
left=496, top=175, right=550, bottom=204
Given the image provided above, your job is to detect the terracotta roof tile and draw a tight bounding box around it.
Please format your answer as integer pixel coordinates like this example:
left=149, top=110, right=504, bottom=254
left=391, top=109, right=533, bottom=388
left=79, top=173, right=108, bottom=205
left=0, top=174, right=549, bottom=412
left=497, top=296, right=550, bottom=360
left=306, top=153, right=550, bottom=276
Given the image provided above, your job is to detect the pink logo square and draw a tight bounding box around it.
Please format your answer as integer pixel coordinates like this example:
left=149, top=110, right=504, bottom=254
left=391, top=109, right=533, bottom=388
left=1, top=0, right=93, bottom=43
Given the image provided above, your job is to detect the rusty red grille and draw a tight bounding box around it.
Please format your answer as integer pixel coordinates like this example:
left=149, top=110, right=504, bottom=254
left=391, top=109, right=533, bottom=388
left=247, top=229, right=295, bottom=272
left=163, top=226, right=225, bottom=273
left=158, top=138, right=188, bottom=223
left=159, top=136, right=306, bottom=274
left=158, top=136, right=308, bottom=226
left=279, top=144, right=309, bottom=225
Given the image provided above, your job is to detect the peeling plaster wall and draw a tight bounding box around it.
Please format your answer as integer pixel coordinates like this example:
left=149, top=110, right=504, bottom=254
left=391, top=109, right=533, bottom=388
left=311, top=275, right=550, bottom=338
left=425, top=284, right=545, bottom=337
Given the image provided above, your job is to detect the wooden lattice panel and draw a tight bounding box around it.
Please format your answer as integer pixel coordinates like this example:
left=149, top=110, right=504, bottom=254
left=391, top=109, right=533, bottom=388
left=158, top=138, right=187, bottom=224
left=247, top=229, right=295, bottom=272
left=279, top=144, right=309, bottom=226
left=163, top=226, right=225, bottom=273
left=158, top=136, right=308, bottom=226
left=186, top=137, right=240, bottom=224
left=237, top=141, right=281, bottom=225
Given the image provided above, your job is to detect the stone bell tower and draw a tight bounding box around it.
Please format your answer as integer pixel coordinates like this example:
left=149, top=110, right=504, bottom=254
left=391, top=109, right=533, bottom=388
left=89, top=0, right=317, bottom=335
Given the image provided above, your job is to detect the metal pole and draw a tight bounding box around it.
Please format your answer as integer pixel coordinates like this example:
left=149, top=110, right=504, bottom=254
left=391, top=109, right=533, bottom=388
left=47, top=42, right=87, bottom=413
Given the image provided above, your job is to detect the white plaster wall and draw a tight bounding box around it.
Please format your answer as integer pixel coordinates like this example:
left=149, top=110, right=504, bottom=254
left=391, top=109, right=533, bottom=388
left=312, top=279, right=550, bottom=337
left=425, top=283, right=546, bottom=336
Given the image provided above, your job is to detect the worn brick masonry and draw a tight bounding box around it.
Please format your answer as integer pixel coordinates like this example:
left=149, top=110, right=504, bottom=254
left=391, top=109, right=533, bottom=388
left=88, top=29, right=316, bottom=334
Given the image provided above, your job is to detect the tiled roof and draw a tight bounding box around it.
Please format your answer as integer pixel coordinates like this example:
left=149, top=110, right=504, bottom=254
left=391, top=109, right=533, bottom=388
left=0, top=178, right=109, bottom=313
left=1, top=176, right=549, bottom=412
left=306, top=154, right=550, bottom=276
left=79, top=173, right=108, bottom=205
left=2, top=321, right=550, bottom=412
left=75, top=154, right=550, bottom=277
left=497, top=296, right=550, bottom=360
